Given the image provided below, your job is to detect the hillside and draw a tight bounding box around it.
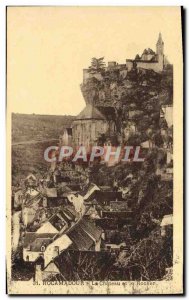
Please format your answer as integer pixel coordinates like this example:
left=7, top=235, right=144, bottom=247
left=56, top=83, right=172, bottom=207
left=12, top=113, right=75, bottom=143
left=12, top=113, right=75, bottom=184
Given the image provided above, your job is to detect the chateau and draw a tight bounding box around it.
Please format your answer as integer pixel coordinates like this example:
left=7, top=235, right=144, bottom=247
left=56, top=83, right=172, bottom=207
left=61, top=33, right=172, bottom=148
left=126, top=33, right=168, bottom=72
left=83, top=33, right=170, bottom=85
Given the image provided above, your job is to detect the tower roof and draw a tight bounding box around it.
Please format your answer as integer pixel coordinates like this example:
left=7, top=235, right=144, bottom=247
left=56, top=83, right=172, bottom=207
left=142, top=48, right=155, bottom=55
left=75, top=104, right=106, bottom=120
left=157, top=32, right=164, bottom=44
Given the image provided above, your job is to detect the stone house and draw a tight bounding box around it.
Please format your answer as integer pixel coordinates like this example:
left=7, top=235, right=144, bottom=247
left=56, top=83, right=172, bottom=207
left=23, top=232, right=56, bottom=262
left=36, top=208, right=77, bottom=235
left=25, top=174, right=37, bottom=188
left=34, top=250, right=113, bottom=282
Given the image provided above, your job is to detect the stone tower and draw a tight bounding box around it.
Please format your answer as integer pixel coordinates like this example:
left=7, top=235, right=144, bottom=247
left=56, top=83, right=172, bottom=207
left=156, top=32, right=164, bottom=55
left=156, top=33, right=164, bottom=71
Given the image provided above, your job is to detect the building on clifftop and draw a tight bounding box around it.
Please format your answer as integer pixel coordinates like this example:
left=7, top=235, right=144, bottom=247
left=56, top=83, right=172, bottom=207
left=126, top=33, right=170, bottom=72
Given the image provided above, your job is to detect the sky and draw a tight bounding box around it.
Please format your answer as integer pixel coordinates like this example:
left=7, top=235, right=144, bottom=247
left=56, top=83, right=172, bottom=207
left=7, top=7, right=181, bottom=116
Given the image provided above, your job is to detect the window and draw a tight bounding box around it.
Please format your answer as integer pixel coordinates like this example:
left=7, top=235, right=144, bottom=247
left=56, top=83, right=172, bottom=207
left=41, top=245, right=46, bottom=252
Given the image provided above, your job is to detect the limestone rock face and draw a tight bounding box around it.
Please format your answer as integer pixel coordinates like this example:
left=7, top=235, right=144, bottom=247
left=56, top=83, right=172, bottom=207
left=79, top=64, right=173, bottom=146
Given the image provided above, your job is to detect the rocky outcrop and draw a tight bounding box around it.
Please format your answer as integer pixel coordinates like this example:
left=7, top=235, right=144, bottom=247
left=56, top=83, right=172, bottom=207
left=81, top=65, right=173, bottom=145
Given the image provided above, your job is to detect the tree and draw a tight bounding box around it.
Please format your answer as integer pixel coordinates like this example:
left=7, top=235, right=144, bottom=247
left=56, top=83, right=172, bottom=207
left=115, top=229, right=173, bottom=280
left=88, top=57, right=106, bottom=74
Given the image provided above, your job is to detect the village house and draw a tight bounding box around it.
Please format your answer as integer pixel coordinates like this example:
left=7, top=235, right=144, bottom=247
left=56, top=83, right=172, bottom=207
left=43, top=234, right=72, bottom=267
left=41, top=187, right=66, bottom=208
left=95, top=218, right=119, bottom=230
left=160, top=214, right=173, bottom=237
left=36, top=207, right=77, bottom=235
left=67, top=219, right=102, bottom=252
left=100, top=210, right=133, bottom=225
left=81, top=183, right=100, bottom=201
left=25, top=218, right=103, bottom=281
left=23, top=232, right=56, bottom=262
left=41, top=196, right=65, bottom=208
left=22, top=206, right=38, bottom=227
left=25, top=186, right=40, bottom=197
left=34, top=250, right=113, bottom=282
left=42, top=218, right=102, bottom=268
left=22, top=192, right=44, bottom=226
left=25, top=174, right=38, bottom=188
left=94, top=190, right=123, bottom=205
left=84, top=202, right=101, bottom=220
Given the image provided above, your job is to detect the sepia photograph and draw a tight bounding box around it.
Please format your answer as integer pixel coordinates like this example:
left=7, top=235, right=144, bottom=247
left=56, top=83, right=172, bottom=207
left=6, top=6, right=183, bottom=295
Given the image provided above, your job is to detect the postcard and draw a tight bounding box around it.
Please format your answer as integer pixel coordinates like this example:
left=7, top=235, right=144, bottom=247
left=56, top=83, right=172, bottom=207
left=6, top=6, right=183, bottom=295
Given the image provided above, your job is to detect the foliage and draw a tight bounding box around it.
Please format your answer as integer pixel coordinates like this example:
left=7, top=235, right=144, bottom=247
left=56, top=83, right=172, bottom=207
left=115, top=229, right=173, bottom=280
left=88, top=57, right=106, bottom=74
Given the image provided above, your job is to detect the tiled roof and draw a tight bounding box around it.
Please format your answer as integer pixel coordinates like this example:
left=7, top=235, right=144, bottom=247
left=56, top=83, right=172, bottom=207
left=26, top=173, right=37, bottom=181
left=23, top=232, right=56, bottom=249
left=50, top=250, right=114, bottom=281
left=79, top=219, right=102, bottom=241
left=95, top=190, right=123, bottom=202
left=48, top=214, right=67, bottom=231
left=67, top=219, right=102, bottom=250
left=142, top=48, right=155, bottom=55
left=97, top=106, right=116, bottom=120
left=30, top=238, right=52, bottom=252
left=75, top=104, right=106, bottom=120
left=68, top=224, right=94, bottom=250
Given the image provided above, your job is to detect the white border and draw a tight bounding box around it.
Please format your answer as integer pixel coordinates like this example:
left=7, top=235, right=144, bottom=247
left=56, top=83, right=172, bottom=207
left=1, top=1, right=188, bottom=299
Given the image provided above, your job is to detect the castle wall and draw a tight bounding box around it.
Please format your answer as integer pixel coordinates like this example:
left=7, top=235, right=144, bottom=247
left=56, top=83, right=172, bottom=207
left=126, top=53, right=164, bottom=73
left=136, top=58, right=163, bottom=72
left=83, top=69, right=103, bottom=84
left=126, top=60, right=133, bottom=71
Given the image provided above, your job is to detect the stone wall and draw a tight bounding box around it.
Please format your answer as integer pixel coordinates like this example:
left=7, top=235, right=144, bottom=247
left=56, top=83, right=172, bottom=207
left=136, top=60, right=163, bottom=72
left=72, top=119, right=110, bottom=147
left=83, top=69, right=103, bottom=84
